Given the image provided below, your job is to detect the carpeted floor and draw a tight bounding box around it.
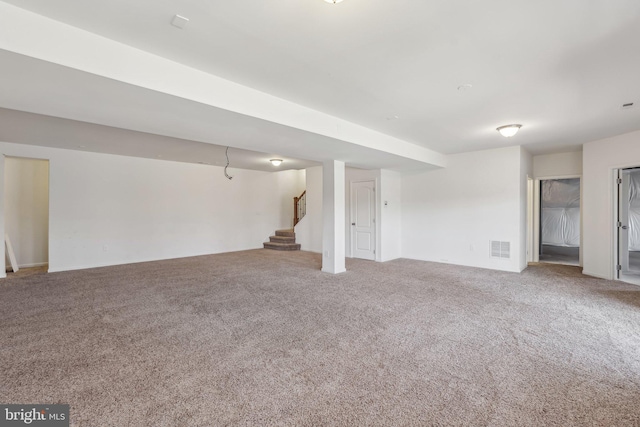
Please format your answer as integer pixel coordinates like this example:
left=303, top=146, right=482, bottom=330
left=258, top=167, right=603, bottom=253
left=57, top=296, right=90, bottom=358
left=539, top=245, right=580, bottom=266
left=1, top=250, right=640, bottom=426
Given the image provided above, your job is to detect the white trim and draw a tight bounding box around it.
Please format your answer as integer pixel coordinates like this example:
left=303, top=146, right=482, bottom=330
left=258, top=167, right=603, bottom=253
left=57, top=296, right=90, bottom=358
left=582, top=270, right=610, bottom=280
left=613, top=168, right=621, bottom=281
left=526, top=176, right=534, bottom=263
left=533, top=179, right=540, bottom=263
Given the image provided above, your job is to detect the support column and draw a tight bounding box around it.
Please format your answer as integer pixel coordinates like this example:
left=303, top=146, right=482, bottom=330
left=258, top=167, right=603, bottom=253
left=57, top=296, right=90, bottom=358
left=321, top=160, right=346, bottom=274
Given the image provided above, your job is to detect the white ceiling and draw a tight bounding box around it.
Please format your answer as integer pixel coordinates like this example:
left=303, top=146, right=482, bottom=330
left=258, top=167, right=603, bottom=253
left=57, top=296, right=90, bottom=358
left=1, top=0, right=640, bottom=168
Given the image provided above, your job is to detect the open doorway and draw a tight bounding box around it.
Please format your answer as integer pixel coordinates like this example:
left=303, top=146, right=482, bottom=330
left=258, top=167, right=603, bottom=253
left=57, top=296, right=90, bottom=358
left=4, top=156, right=50, bottom=274
left=539, top=178, right=580, bottom=266
left=617, top=167, right=640, bottom=285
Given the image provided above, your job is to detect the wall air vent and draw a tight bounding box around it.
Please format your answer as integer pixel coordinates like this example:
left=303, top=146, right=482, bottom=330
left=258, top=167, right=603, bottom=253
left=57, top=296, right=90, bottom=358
left=490, top=241, right=511, bottom=259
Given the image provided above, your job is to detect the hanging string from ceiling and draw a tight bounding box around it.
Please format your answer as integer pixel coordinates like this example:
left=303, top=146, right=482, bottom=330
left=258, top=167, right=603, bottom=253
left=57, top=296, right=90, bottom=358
left=224, top=146, right=233, bottom=180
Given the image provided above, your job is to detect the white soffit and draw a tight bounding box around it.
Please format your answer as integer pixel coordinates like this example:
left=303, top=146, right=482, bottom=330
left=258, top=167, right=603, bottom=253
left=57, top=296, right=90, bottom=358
left=0, top=108, right=319, bottom=172
left=0, top=2, right=446, bottom=171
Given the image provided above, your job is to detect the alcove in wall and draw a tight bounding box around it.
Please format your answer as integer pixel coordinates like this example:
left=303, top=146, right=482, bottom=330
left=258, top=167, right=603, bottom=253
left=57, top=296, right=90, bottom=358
left=4, top=156, right=49, bottom=272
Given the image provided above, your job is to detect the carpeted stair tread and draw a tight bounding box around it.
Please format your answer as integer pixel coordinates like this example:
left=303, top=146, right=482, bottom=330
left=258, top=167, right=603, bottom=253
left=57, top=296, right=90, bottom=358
left=263, top=242, right=301, bottom=251
left=265, top=229, right=299, bottom=251
left=269, top=235, right=295, bottom=243
left=275, top=229, right=295, bottom=238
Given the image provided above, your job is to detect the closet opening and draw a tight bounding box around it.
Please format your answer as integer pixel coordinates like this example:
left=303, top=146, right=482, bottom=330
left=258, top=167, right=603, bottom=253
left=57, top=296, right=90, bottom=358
left=539, top=178, right=580, bottom=266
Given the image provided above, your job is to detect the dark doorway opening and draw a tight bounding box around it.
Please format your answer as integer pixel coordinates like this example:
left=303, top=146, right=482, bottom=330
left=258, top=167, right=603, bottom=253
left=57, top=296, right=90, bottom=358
left=539, top=178, right=580, bottom=266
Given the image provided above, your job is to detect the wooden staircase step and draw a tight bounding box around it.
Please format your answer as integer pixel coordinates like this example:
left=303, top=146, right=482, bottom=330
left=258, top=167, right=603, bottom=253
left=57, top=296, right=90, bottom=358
left=263, top=242, right=301, bottom=251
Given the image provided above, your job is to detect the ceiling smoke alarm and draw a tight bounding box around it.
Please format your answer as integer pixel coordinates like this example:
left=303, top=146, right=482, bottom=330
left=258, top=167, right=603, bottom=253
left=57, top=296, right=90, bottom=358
left=171, top=15, right=189, bottom=29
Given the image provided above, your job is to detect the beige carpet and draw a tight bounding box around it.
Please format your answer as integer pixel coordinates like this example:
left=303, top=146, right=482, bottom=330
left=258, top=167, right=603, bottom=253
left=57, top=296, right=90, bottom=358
left=1, top=250, right=640, bottom=426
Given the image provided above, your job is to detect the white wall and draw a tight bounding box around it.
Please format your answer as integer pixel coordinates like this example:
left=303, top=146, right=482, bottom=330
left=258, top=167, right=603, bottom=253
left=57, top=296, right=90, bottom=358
left=533, top=151, right=582, bottom=178
left=583, top=130, right=640, bottom=279
left=295, top=166, right=323, bottom=253
left=401, top=146, right=524, bottom=272
left=273, top=168, right=305, bottom=229
left=4, top=157, right=49, bottom=268
left=0, top=142, right=304, bottom=274
left=379, top=169, right=402, bottom=262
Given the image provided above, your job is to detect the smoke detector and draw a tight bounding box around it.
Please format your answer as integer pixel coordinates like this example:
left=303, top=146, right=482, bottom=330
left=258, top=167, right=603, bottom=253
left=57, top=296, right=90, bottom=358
left=171, top=15, right=189, bottom=29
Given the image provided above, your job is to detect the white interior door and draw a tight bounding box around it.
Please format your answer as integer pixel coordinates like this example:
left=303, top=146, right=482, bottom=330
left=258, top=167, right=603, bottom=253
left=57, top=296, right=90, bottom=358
left=351, top=181, right=375, bottom=260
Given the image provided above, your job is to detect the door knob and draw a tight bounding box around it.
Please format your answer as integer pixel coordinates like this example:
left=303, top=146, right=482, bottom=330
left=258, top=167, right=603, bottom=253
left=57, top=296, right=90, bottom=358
left=351, top=223, right=355, bottom=226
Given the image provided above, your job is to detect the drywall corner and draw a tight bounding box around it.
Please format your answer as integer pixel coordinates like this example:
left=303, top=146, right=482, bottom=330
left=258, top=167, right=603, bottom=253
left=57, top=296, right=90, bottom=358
left=380, top=169, right=401, bottom=262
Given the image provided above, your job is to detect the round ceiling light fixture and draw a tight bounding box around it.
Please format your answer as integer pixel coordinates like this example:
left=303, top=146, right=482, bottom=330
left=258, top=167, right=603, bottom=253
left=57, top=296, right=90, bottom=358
left=270, top=159, right=283, bottom=166
left=496, top=124, right=522, bottom=138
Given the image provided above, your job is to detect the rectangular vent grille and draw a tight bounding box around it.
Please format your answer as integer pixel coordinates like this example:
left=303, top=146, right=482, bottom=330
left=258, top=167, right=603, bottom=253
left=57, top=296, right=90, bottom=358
left=490, top=241, right=511, bottom=259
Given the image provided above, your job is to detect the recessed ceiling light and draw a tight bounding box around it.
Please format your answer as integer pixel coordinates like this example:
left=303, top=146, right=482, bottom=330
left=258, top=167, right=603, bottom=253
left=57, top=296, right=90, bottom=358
left=496, top=124, right=522, bottom=138
left=324, top=0, right=344, bottom=3
left=171, top=14, right=189, bottom=29
left=270, top=159, right=283, bottom=166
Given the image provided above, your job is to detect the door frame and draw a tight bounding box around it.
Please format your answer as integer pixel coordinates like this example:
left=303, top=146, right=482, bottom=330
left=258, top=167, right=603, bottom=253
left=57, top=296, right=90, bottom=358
left=533, top=174, right=583, bottom=266
left=613, top=166, right=640, bottom=285
left=349, top=179, right=376, bottom=260
left=526, top=176, right=534, bottom=263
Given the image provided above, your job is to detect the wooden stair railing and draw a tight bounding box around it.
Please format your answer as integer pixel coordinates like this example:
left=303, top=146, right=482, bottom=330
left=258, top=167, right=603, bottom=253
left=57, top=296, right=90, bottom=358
left=293, top=190, right=306, bottom=227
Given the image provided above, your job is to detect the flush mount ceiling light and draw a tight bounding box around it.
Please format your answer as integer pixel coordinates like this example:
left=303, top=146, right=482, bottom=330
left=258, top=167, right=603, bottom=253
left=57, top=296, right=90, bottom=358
left=496, top=124, right=522, bottom=138
left=270, top=159, right=283, bottom=166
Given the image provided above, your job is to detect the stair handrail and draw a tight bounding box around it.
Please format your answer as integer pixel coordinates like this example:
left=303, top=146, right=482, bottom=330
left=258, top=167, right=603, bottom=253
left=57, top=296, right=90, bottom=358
left=293, top=190, right=306, bottom=227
